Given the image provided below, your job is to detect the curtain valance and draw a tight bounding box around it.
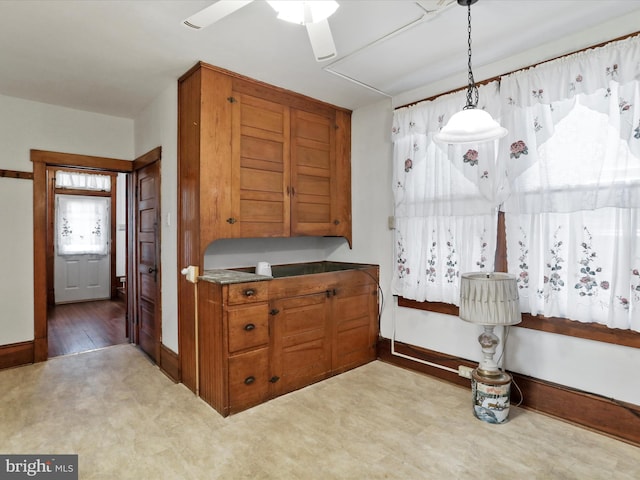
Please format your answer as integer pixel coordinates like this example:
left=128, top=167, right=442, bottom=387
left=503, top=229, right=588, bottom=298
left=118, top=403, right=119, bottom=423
left=500, top=35, right=640, bottom=108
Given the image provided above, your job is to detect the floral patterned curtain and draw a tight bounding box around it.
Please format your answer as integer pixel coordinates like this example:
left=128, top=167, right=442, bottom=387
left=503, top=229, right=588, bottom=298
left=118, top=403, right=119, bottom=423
left=500, top=35, right=640, bottom=331
left=391, top=82, right=504, bottom=303
left=56, top=195, right=110, bottom=256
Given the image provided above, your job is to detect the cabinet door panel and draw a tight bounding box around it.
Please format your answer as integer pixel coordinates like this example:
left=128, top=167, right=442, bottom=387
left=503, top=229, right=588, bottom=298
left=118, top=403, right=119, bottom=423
left=291, top=109, right=338, bottom=236
left=332, top=284, right=378, bottom=372
left=295, top=202, right=331, bottom=223
left=271, top=293, right=331, bottom=396
left=232, top=92, right=290, bottom=237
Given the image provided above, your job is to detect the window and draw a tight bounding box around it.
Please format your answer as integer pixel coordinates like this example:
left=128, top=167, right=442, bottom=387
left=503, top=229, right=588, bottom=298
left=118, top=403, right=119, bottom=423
left=391, top=81, right=503, bottom=304
left=393, top=34, right=640, bottom=334
left=56, top=195, right=110, bottom=256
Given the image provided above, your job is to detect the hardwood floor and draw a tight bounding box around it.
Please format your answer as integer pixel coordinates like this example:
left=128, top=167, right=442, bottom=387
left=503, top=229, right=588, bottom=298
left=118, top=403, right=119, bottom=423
left=48, top=299, right=128, bottom=357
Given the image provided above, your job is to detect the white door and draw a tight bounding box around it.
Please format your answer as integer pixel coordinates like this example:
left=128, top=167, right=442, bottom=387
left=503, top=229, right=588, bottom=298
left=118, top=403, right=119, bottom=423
left=54, top=194, right=111, bottom=304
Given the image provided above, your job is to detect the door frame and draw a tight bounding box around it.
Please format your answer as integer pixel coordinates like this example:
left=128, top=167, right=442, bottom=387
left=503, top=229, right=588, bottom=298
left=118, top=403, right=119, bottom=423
left=31, top=148, right=160, bottom=361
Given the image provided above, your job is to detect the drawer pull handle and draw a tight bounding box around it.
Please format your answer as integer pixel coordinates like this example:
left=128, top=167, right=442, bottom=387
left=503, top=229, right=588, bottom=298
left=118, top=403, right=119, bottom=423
left=244, top=289, right=256, bottom=297
left=244, top=376, right=255, bottom=385
left=244, top=323, right=256, bottom=331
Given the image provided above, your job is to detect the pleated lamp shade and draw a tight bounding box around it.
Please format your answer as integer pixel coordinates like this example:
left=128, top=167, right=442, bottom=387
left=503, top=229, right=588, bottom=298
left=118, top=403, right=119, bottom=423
left=459, top=272, right=521, bottom=326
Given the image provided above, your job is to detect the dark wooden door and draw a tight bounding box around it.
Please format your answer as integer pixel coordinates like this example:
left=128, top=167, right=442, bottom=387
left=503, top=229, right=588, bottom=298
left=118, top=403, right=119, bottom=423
left=136, top=161, right=161, bottom=363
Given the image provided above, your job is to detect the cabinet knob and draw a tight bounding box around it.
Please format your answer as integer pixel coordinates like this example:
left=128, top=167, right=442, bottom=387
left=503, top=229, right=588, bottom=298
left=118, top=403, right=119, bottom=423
left=244, top=289, right=255, bottom=297
left=244, top=323, right=256, bottom=331
left=226, top=217, right=237, bottom=224
left=244, top=376, right=255, bottom=385
left=269, top=308, right=280, bottom=315
left=334, top=219, right=340, bottom=225
left=269, top=376, right=280, bottom=383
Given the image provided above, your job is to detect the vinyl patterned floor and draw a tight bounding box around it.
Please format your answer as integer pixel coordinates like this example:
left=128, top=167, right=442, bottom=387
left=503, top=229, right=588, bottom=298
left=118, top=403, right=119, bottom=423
left=1, top=344, right=638, bottom=479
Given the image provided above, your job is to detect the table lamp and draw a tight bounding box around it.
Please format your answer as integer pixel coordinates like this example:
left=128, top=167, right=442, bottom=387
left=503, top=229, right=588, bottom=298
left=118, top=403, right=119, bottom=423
left=459, top=272, right=521, bottom=423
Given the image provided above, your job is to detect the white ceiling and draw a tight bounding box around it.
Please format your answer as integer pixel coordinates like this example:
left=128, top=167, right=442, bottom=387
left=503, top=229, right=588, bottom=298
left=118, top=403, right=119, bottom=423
left=0, top=0, right=639, bottom=119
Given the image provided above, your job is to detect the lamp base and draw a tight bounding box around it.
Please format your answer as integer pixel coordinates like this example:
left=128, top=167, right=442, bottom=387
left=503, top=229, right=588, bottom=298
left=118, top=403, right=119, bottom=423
left=471, top=369, right=512, bottom=424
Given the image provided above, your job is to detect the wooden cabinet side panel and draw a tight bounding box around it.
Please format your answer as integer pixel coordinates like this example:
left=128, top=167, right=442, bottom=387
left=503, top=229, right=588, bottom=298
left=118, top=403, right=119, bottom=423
left=334, top=109, right=352, bottom=246
left=178, top=68, right=202, bottom=391
left=200, top=68, right=234, bottom=246
left=197, top=281, right=228, bottom=415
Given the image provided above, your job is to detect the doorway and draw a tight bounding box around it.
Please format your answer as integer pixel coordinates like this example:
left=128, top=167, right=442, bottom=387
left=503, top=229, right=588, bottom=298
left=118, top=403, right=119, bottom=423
left=46, top=167, right=127, bottom=357
left=31, top=148, right=162, bottom=363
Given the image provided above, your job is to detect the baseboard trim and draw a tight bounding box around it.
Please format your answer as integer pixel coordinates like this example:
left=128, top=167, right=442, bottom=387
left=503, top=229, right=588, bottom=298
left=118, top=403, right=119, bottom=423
left=0, top=341, right=34, bottom=370
left=160, top=344, right=180, bottom=383
left=378, top=338, right=640, bottom=447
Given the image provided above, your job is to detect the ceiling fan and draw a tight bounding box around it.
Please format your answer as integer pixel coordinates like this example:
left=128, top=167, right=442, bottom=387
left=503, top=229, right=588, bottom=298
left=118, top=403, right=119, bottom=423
left=183, top=0, right=339, bottom=62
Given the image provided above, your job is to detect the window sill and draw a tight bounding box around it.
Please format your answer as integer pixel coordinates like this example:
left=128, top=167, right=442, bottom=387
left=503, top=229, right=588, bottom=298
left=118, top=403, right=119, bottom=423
left=397, top=297, right=640, bottom=349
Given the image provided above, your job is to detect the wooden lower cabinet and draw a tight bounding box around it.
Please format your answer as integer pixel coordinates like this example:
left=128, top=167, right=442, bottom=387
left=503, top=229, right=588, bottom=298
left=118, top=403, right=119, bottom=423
left=270, top=292, right=332, bottom=397
left=197, top=265, right=379, bottom=417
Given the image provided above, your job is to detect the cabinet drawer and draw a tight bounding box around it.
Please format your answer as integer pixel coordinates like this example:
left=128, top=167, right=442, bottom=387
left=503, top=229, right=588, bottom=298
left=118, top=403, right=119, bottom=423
left=228, top=347, right=270, bottom=411
left=227, top=304, right=269, bottom=353
left=227, top=282, right=269, bottom=305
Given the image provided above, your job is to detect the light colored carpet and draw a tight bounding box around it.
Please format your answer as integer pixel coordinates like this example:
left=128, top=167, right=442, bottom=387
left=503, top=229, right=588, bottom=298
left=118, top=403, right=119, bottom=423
left=1, top=344, right=637, bottom=479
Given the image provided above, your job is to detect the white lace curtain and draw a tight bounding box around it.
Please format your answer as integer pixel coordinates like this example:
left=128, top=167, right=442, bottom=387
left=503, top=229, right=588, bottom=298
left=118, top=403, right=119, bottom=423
left=56, top=195, right=110, bottom=256
left=391, top=35, right=640, bottom=330
left=501, top=35, right=640, bottom=331
left=56, top=171, right=111, bottom=191
left=391, top=82, right=503, bottom=303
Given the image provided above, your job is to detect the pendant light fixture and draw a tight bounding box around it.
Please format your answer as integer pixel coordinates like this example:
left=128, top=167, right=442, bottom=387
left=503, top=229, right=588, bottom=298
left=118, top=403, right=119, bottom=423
left=434, top=0, right=507, bottom=144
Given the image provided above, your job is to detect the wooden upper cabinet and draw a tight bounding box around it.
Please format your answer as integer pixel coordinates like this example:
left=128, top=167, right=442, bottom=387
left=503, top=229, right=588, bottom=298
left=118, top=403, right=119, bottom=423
left=178, top=61, right=352, bottom=257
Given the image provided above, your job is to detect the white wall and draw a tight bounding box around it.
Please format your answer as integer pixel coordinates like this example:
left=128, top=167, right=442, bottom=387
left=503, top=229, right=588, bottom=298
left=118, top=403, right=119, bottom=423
left=0, top=94, right=133, bottom=345
left=133, top=84, right=179, bottom=353
left=327, top=99, right=395, bottom=332
left=348, top=16, right=640, bottom=406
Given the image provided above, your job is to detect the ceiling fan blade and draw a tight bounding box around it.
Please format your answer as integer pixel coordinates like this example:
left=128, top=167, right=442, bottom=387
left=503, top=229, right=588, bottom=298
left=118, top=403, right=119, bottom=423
left=183, top=0, right=254, bottom=29
left=305, top=19, right=337, bottom=62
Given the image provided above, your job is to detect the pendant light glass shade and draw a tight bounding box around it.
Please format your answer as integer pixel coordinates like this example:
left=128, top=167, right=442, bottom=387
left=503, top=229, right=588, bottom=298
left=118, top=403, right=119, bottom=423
left=434, top=107, right=507, bottom=144
left=434, top=0, right=507, bottom=145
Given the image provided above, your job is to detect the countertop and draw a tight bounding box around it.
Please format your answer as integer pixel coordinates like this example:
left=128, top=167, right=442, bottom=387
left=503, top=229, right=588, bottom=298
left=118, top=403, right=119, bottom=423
left=199, top=261, right=378, bottom=285
left=199, top=269, right=271, bottom=284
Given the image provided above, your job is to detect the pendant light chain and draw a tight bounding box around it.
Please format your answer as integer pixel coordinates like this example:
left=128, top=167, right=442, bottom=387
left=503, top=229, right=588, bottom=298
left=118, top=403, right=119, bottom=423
left=465, top=2, right=479, bottom=109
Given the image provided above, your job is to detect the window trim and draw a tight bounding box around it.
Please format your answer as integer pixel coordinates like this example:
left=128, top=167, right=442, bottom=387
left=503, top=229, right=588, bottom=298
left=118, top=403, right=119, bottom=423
left=398, top=212, right=640, bottom=349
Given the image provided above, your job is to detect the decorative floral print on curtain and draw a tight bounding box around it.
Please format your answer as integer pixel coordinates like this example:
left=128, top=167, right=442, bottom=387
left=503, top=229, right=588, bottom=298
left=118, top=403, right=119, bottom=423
left=500, top=35, right=640, bottom=331
left=56, top=195, right=110, bottom=256
left=391, top=82, right=504, bottom=303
